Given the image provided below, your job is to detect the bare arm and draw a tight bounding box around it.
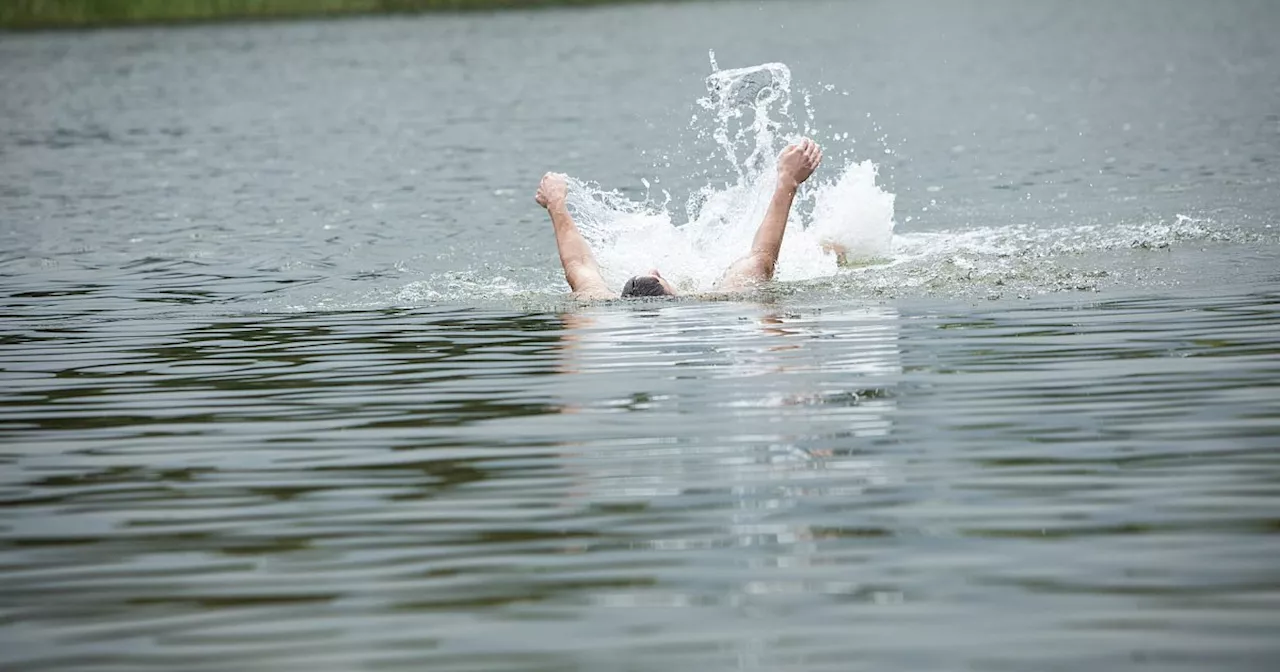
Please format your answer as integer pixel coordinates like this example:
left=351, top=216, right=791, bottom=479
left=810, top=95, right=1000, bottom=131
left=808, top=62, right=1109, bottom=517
left=536, top=173, right=616, bottom=300
left=717, top=139, right=823, bottom=291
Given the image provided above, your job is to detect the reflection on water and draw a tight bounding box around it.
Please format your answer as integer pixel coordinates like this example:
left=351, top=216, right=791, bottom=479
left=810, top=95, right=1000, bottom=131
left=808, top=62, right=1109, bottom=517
left=2, top=296, right=1278, bottom=670
left=551, top=307, right=899, bottom=612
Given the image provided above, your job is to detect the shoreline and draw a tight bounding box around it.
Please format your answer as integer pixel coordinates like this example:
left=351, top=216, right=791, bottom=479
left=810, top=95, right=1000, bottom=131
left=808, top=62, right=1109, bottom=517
left=0, top=0, right=675, bottom=31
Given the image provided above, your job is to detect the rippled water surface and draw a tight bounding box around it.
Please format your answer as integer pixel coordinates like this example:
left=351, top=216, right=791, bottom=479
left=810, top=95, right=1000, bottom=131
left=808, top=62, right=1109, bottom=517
left=2, top=1, right=1279, bottom=670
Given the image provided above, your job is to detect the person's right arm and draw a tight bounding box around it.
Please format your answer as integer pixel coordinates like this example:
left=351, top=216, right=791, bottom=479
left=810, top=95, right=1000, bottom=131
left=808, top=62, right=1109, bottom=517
left=716, top=139, right=823, bottom=291
left=536, top=173, right=616, bottom=300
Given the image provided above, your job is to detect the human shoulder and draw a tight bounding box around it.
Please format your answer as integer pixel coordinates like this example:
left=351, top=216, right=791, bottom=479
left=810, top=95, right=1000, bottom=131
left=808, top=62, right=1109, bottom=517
left=715, top=254, right=770, bottom=294
left=572, top=282, right=619, bottom=301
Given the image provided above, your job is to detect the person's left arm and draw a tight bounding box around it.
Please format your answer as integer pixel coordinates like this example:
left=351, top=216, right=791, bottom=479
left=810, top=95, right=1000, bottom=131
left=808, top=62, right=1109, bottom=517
left=536, top=173, right=616, bottom=300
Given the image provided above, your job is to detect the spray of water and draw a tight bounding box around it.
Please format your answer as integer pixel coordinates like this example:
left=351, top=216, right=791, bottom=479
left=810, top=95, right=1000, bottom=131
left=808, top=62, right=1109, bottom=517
left=270, top=59, right=1263, bottom=313
left=564, top=58, right=896, bottom=293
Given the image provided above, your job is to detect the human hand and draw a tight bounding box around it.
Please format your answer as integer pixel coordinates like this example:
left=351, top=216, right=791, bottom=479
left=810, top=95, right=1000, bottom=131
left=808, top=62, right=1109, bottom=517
left=776, top=138, right=822, bottom=190
left=535, top=172, right=568, bottom=209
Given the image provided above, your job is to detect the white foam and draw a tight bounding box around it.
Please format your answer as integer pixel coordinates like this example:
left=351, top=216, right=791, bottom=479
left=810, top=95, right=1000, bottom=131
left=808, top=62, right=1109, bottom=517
left=565, top=59, right=897, bottom=293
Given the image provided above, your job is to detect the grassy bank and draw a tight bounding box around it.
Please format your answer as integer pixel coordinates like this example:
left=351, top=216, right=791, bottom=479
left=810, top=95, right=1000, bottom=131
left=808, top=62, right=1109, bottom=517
left=0, top=0, right=643, bottom=29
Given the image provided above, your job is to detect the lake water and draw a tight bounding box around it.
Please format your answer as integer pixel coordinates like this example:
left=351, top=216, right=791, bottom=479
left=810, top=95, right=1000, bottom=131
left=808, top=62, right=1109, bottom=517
left=2, top=1, right=1279, bottom=670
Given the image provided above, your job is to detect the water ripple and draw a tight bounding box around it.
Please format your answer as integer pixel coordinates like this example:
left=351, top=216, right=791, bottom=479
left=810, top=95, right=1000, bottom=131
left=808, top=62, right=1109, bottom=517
left=1, top=294, right=1277, bottom=670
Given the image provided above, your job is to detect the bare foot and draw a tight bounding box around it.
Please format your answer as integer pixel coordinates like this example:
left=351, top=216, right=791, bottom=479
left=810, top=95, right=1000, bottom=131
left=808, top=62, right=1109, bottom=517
left=821, top=239, right=848, bottom=266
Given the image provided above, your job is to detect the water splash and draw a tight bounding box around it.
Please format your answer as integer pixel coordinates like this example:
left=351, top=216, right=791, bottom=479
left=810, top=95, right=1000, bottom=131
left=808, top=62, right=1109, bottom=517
left=566, top=59, right=897, bottom=293
left=818, top=214, right=1273, bottom=300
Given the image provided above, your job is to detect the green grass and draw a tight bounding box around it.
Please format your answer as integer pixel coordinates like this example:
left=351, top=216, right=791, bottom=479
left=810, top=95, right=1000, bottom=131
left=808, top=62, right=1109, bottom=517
left=0, top=0, right=644, bottom=29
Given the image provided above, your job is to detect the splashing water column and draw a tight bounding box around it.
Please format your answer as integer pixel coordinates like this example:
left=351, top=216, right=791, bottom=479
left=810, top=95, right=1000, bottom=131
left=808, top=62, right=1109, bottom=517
left=565, top=61, right=897, bottom=292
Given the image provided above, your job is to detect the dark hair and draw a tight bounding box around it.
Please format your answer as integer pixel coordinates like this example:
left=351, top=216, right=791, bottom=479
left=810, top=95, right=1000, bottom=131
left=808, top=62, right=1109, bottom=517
left=620, top=275, right=669, bottom=298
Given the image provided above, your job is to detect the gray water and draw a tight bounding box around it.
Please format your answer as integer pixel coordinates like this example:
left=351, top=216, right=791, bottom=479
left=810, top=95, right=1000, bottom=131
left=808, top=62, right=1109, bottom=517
left=2, top=1, right=1279, bottom=670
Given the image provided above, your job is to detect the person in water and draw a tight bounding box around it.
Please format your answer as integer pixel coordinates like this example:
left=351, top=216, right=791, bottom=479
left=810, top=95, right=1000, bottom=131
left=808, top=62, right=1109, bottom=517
left=535, top=138, right=824, bottom=299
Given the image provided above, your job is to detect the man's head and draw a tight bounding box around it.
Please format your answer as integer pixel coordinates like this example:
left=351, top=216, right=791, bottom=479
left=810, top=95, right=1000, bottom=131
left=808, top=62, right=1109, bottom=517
left=620, top=269, right=676, bottom=298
